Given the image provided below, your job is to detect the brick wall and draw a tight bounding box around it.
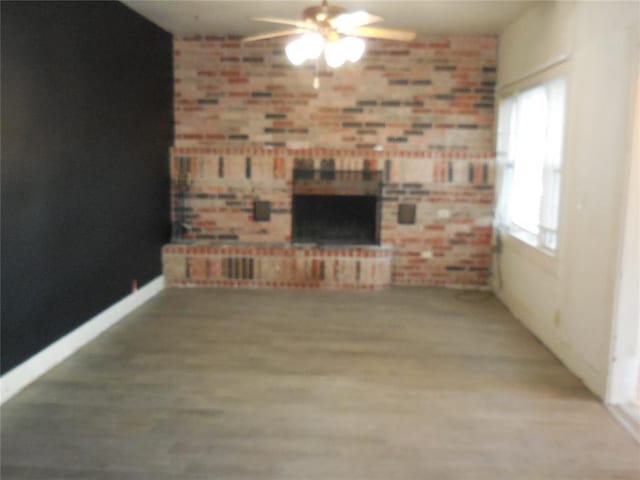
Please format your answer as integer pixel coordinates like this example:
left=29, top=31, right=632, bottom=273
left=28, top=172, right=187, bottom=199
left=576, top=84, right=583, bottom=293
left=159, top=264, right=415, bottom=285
left=171, top=35, right=497, bottom=287
left=175, top=35, right=496, bottom=151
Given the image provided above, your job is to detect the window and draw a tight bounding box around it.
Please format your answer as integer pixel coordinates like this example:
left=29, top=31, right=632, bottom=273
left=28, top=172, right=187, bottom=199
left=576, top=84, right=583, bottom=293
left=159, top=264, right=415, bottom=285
left=495, top=77, right=566, bottom=252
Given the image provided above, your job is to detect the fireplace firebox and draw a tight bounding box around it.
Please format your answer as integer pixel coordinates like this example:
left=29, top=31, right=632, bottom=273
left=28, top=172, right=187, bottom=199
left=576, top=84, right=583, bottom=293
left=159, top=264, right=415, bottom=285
left=292, top=169, right=382, bottom=245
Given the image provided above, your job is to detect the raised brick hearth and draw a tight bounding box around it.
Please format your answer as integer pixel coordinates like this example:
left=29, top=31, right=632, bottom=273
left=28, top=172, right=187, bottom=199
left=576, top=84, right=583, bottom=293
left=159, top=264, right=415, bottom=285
left=164, top=244, right=392, bottom=290
left=165, top=34, right=497, bottom=289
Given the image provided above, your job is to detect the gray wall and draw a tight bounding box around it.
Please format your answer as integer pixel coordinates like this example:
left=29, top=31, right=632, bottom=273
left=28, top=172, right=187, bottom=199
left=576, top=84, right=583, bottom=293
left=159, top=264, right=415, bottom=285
left=1, top=0, right=173, bottom=372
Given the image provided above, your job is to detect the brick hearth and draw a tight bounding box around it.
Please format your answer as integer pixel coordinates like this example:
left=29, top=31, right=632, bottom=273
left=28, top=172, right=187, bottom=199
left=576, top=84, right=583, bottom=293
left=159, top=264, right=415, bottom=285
left=164, top=244, right=392, bottom=290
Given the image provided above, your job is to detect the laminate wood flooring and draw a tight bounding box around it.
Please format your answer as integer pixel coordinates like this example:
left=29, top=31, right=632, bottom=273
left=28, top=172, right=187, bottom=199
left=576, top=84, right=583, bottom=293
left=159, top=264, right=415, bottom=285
left=2, top=287, right=638, bottom=479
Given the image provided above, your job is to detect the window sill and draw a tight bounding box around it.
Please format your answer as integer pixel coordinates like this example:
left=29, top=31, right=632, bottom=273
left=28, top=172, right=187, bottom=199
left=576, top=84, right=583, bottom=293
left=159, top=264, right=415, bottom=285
left=498, top=227, right=559, bottom=277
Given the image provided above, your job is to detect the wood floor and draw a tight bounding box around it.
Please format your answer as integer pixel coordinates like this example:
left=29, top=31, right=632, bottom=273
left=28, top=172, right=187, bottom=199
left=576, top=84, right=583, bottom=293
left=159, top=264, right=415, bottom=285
left=2, top=288, right=638, bottom=479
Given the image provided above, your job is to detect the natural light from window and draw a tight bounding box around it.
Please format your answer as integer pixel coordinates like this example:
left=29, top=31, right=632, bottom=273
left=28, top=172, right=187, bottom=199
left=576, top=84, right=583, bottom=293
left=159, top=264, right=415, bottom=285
left=496, top=77, right=566, bottom=252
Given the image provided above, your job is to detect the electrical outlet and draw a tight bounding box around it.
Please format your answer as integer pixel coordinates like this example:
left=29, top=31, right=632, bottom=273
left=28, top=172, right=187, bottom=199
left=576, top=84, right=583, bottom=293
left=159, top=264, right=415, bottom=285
left=437, top=209, right=450, bottom=219
left=420, top=250, right=433, bottom=259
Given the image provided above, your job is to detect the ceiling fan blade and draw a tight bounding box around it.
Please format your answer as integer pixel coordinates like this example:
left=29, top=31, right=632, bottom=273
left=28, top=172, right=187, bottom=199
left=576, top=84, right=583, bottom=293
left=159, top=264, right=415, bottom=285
left=347, top=26, right=416, bottom=42
left=243, top=29, right=303, bottom=43
left=330, top=11, right=383, bottom=30
left=251, top=17, right=317, bottom=30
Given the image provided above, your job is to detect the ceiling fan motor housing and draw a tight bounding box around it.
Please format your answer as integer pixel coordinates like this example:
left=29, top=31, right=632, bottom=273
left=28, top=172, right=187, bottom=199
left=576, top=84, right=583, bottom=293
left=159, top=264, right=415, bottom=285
left=303, top=1, right=346, bottom=25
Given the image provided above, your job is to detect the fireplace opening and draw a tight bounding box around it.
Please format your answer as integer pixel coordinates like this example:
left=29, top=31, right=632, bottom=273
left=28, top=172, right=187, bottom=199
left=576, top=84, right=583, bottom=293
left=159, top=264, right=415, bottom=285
left=291, top=168, right=382, bottom=245
left=292, top=195, right=379, bottom=245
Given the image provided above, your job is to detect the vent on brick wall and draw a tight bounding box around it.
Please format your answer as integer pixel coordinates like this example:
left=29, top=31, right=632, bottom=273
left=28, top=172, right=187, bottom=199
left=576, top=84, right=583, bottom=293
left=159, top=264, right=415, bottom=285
left=398, top=204, right=416, bottom=224
left=253, top=201, right=271, bottom=222
left=222, top=257, right=255, bottom=279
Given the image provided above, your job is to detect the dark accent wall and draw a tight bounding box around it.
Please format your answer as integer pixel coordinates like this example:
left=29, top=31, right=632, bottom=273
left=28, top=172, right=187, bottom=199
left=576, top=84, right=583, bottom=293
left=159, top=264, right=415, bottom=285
left=1, top=1, right=173, bottom=373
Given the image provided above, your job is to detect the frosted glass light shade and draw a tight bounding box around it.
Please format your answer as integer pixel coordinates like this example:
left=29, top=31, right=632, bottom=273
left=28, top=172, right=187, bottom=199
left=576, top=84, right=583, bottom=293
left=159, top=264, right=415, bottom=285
left=300, top=32, right=325, bottom=60
left=341, top=36, right=366, bottom=63
left=285, top=38, right=307, bottom=66
left=324, top=40, right=346, bottom=68
left=286, top=34, right=366, bottom=68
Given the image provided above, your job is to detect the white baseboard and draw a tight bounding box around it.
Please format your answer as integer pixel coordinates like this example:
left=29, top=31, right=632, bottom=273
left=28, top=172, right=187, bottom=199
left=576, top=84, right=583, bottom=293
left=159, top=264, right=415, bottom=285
left=608, top=403, right=640, bottom=443
left=0, top=275, right=165, bottom=405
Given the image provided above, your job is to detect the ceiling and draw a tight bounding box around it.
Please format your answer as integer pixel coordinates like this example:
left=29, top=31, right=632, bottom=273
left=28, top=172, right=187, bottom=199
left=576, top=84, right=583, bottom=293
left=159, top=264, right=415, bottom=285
left=120, top=0, right=535, bottom=36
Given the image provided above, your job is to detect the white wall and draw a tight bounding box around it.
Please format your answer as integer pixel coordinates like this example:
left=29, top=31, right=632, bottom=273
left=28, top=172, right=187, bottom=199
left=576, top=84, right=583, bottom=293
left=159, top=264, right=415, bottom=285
left=608, top=58, right=640, bottom=405
left=494, top=1, right=640, bottom=399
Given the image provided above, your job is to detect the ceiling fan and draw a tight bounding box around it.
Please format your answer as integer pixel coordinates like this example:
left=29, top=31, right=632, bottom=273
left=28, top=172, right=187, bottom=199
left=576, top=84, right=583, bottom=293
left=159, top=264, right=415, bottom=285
left=242, top=1, right=416, bottom=69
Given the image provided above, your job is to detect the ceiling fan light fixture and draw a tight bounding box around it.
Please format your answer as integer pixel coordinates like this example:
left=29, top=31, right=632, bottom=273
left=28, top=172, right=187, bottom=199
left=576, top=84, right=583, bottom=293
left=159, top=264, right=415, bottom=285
left=246, top=1, right=416, bottom=74
left=324, top=40, right=346, bottom=68
left=341, top=36, right=366, bottom=63
left=300, top=32, right=325, bottom=60
left=285, top=37, right=307, bottom=65
left=245, top=1, right=417, bottom=53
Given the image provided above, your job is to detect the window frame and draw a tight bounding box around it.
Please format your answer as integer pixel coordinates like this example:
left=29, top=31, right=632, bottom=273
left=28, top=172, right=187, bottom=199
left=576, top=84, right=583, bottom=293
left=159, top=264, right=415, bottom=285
left=495, top=72, right=568, bottom=256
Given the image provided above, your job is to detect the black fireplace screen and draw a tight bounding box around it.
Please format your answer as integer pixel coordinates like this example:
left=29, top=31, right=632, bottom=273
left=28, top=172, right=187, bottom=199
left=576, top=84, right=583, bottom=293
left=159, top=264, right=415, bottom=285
left=291, top=169, right=382, bottom=245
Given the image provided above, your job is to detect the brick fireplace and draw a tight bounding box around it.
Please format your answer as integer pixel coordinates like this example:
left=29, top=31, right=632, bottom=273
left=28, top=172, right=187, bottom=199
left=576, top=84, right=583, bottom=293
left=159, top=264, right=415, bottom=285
left=163, top=34, right=497, bottom=289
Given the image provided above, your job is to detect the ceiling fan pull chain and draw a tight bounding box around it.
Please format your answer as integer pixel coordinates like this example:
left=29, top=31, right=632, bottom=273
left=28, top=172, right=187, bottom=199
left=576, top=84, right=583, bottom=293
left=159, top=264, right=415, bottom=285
left=313, top=58, right=320, bottom=90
